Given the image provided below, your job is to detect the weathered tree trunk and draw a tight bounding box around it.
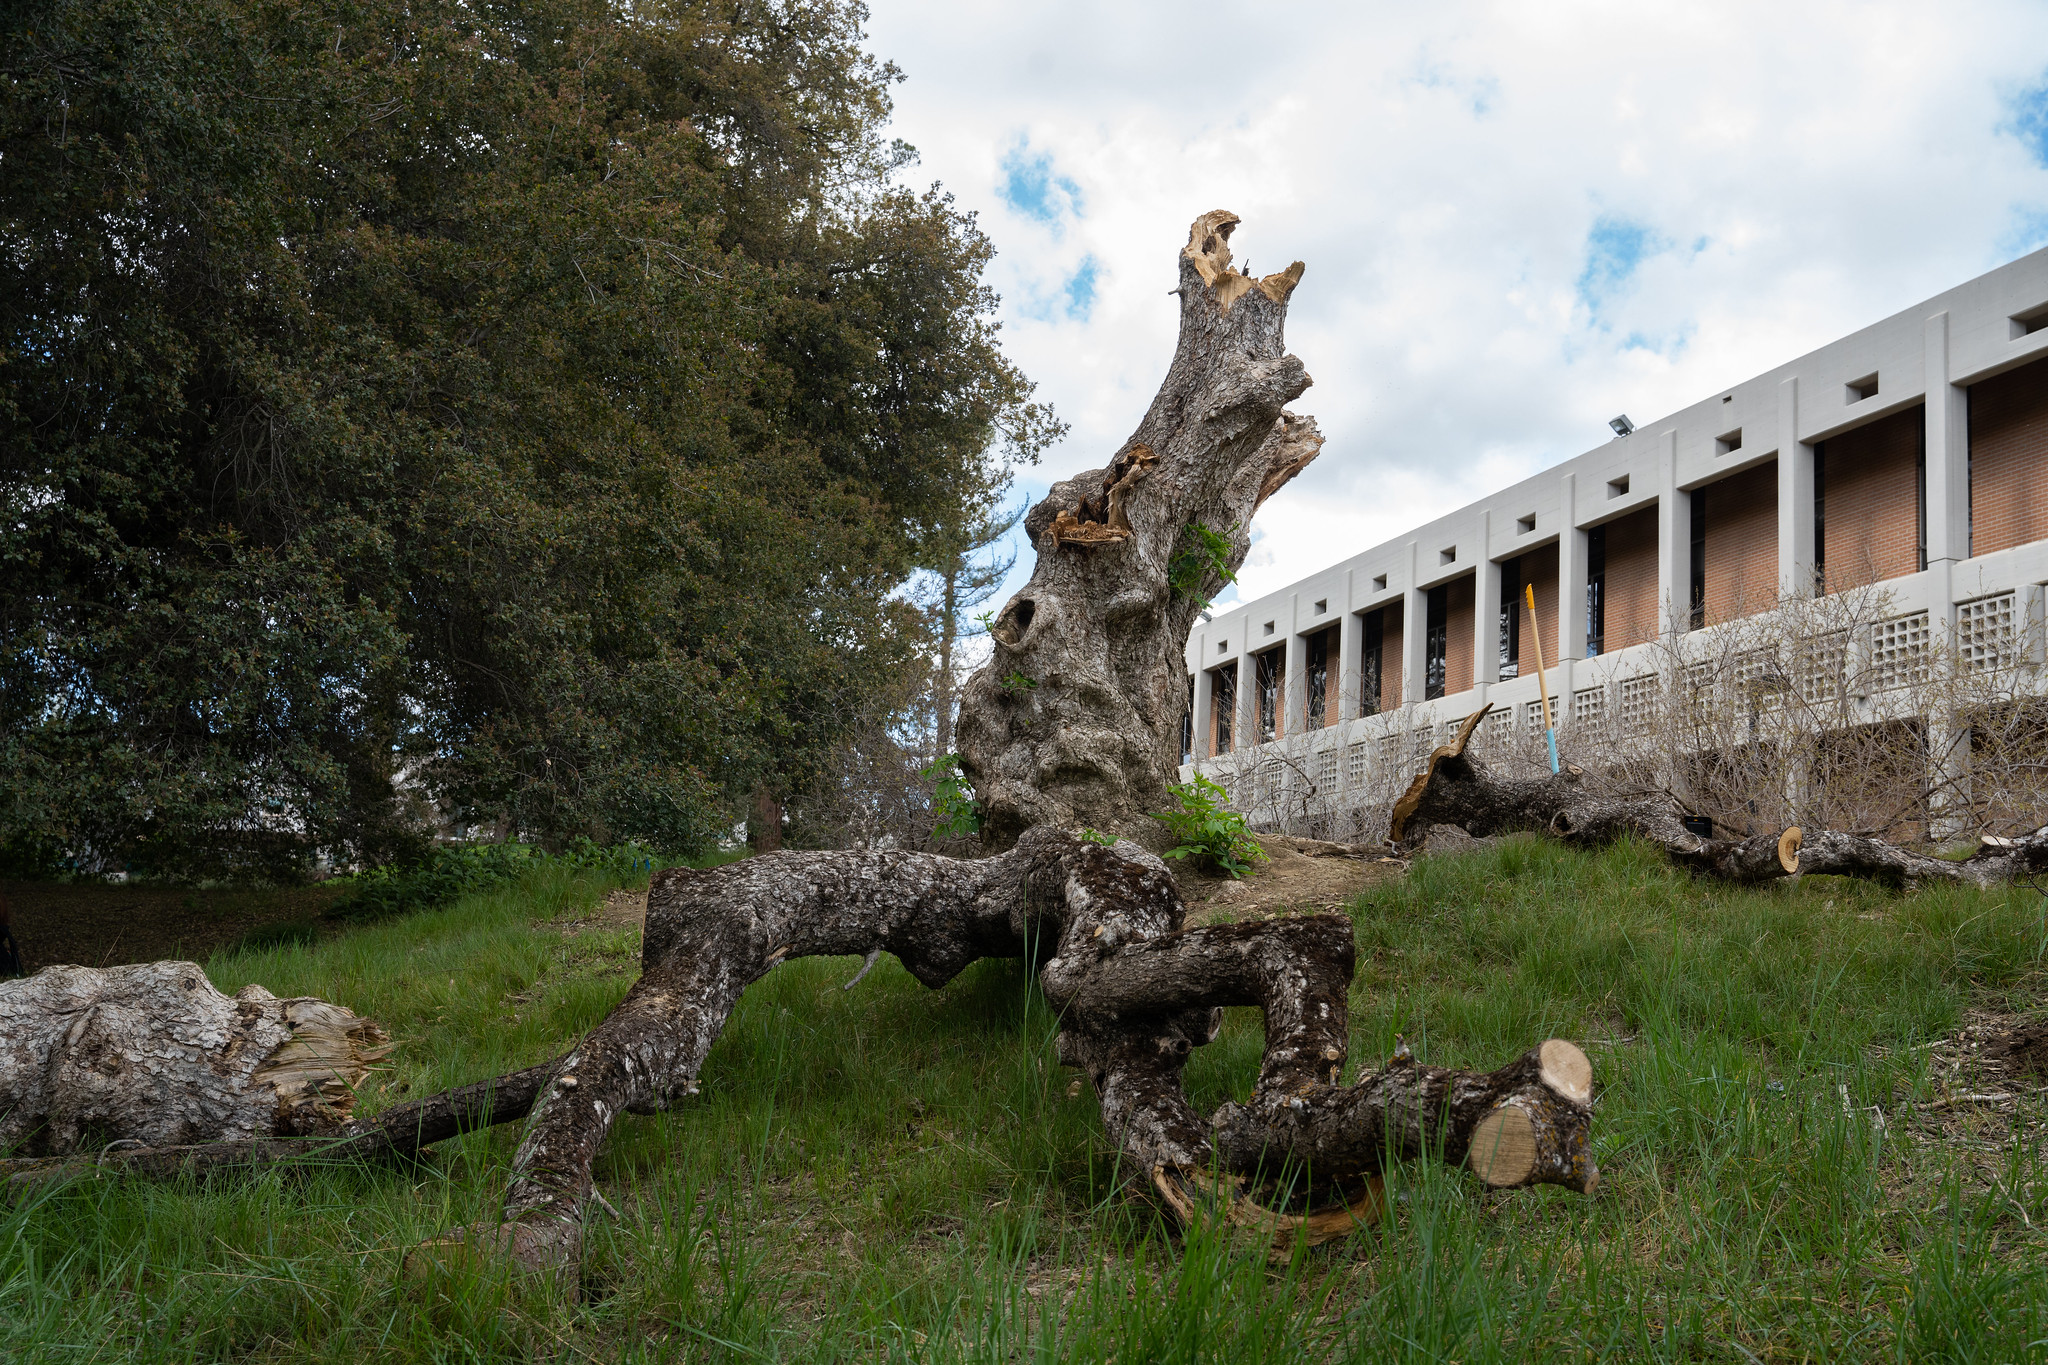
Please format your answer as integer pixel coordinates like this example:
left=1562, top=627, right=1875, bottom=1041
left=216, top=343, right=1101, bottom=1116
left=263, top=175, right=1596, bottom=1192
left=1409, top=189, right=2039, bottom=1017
left=1, top=215, right=1601, bottom=1280
left=0, top=962, right=392, bottom=1155
left=1393, top=706, right=2048, bottom=887
left=956, top=211, right=1323, bottom=850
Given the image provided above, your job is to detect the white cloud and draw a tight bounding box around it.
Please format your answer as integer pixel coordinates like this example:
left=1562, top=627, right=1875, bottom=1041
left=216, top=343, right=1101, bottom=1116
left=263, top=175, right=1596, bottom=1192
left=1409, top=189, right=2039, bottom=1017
left=867, top=0, right=2048, bottom=605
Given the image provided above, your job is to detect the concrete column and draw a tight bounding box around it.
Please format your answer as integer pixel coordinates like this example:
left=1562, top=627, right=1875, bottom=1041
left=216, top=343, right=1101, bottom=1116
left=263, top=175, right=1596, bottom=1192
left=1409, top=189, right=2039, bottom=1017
left=1337, top=570, right=1362, bottom=723
left=1473, top=509, right=1498, bottom=702
left=1402, top=540, right=1428, bottom=706
left=1556, top=472, right=1587, bottom=661
left=1924, top=311, right=1972, bottom=566
left=1778, top=375, right=1817, bottom=596
left=1657, top=429, right=1690, bottom=639
left=1283, top=593, right=1308, bottom=738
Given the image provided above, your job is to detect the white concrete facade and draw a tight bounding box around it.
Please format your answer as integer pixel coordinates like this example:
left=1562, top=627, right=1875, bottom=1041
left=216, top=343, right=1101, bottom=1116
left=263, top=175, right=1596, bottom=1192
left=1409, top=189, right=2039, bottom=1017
left=1183, top=246, right=2048, bottom=798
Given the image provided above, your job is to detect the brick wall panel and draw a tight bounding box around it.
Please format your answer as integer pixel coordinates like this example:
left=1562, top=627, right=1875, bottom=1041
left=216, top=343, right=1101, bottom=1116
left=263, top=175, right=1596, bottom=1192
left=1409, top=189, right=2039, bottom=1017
left=1702, top=460, right=1779, bottom=625
left=1821, top=405, right=1922, bottom=590
left=1967, top=356, right=2048, bottom=557
left=1511, top=543, right=1561, bottom=671
left=1379, top=604, right=1404, bottom=713
left=1444, top=573, right=1475, bottom=695
left=1603, top=507, right=1662, bottom=651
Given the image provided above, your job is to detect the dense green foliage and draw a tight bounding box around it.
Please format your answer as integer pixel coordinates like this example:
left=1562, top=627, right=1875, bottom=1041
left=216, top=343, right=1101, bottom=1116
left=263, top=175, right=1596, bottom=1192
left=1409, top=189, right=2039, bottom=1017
left=1154, top=774, right=1267, bottom=878
left=1, top=0, right=1050, bottom=877
left=7, top=842, right=2048, bottom=1359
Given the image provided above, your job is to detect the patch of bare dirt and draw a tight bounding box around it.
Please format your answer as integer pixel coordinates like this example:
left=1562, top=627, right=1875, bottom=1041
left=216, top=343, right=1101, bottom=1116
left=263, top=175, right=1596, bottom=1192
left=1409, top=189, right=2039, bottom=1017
left=1174, top=835, right=1406, bottom=923
left=2, top=879, right=346, bottom=970
left=1879, top=1008, right=2048, bottom=1167
left=555, top=887, right=649, bottom=940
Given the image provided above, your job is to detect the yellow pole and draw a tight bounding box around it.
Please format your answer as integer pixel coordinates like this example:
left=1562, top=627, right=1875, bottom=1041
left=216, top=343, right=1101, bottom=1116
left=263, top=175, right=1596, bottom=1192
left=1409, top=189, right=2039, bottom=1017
left=1524, top=584, right=1560, bottom=773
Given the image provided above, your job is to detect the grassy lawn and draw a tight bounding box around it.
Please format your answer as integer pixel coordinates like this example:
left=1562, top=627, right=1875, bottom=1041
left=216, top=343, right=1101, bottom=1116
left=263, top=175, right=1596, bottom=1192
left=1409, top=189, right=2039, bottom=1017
left=6, top=839, right=2048, bottom=1361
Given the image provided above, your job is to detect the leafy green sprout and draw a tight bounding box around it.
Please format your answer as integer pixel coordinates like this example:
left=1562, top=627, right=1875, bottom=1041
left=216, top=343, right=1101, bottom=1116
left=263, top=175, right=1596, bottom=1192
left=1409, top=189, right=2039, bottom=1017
left=1000, top=671, right=1038, bottom=693
left=1151, top=775, right=1266, bottom=879
left=919, top=753, right=982, bottom=839
left=1168, top=522, right=1238, bottom=608
left=1078, top=828, right=1117, bottom=847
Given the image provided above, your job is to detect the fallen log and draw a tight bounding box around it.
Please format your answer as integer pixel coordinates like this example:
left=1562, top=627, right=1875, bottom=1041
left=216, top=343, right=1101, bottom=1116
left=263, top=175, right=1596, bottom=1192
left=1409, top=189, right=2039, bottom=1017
left=0, top=961, right=394, bottom=1156
left=1390, top=705, right=2048, bottom=887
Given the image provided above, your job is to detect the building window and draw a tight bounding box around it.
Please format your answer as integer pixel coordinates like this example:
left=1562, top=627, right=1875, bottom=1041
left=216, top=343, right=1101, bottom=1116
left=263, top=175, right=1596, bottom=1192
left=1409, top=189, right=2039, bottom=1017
left=1586, top=526, right=1606, bottom=656
left=1255, top=649, right=1283, bottom=743
left=1361, top=610, right=1384, bottom=717
left=1689, top=488, right=1707, bottom=630
left=1425, top=585, right=1449, bottom=700
left=1305, top=629, right=1330, bottom=730
left=1915, top=423, right=1928, bottom=572
left=1181, top=675, right=1194, bottom=765
left=1211, top=663, right=1236, bottom=754
left=1498, top=555, right=1521, bottom=680
left=1813, top=443, right=1827, bottom=593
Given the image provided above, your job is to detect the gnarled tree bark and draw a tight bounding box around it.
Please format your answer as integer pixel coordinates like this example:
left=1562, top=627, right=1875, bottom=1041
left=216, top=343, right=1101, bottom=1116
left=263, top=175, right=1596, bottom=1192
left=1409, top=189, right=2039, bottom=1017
left=2, top=214, right=1601, bottom=1277
left=956, top=210, right=1323, bottom=851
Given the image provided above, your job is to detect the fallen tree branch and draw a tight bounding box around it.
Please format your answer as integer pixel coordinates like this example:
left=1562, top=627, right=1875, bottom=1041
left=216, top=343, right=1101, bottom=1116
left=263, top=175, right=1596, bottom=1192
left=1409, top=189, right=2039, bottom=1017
left=401, top=831, right=1595, bottom=1273
left=1390, top=704, right=2048, bottom=888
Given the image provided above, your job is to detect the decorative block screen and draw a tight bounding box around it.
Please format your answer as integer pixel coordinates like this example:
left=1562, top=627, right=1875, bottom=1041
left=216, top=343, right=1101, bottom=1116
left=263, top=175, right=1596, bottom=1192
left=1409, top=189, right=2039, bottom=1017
left=1572, top=687, right=1606, bottom=725
left=1314, top=748, right=1340, bottom=794
left=1868, top=612, right=1930, bottom=690
left=1796, top=631, right=1848, bottom=705
left=1958, top=593, right=2017, bottom=672
left=1618, top=674, right=1659, bottom=733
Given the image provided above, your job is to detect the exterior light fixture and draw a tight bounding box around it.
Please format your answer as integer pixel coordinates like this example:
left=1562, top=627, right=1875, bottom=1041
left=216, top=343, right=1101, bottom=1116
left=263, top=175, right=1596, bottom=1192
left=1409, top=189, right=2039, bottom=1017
left=1608, top=414, right=1635, bottom=437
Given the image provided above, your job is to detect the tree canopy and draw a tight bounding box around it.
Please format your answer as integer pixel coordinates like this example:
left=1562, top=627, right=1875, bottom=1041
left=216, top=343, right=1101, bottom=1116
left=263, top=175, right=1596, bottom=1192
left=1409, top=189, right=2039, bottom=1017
left=1, top=0, right=1053, bottom=876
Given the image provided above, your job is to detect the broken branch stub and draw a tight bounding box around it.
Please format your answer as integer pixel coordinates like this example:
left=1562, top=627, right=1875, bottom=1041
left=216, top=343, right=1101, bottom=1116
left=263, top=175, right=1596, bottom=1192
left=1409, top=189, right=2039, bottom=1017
left=956, top=210, right=1322, bottom=850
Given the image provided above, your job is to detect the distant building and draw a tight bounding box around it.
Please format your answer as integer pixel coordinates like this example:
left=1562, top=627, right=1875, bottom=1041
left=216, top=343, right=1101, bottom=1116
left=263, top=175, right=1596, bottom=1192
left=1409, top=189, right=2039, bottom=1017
left=1183, top=247, right=2048, bottom=825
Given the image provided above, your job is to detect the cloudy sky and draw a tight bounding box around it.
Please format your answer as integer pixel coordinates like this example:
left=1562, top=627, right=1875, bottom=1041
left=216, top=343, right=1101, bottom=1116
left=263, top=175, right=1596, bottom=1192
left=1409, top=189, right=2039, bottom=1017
left=864, top=0, right=2048, bottom=614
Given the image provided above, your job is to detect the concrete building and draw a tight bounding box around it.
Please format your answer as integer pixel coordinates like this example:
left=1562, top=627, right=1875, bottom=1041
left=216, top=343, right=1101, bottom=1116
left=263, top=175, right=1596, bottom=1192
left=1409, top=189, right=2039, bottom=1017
left=1182, top=246, right=2048, bottom=820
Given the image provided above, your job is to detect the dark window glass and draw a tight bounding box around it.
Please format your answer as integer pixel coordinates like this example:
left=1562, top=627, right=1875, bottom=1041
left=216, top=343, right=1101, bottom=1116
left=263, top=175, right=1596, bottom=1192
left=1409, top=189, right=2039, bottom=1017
left=1181, top=675, right=1194, bottom=765
left=1361, top=611, right=1383, bottom=717
left=1425, top=585, right=1448, bottom=701
left=1688, top=489, right=1707, bottom=630
left=1255, top=649, right=1283, bottom=743
left=1211, top=664, right=1236, bottom=754
left=1814, top=443, right=1827, bottom=593
left=1305, top=629, right=1328, bottom=730
left=1499, top=556, right=1521, bottom=680
left=1586, top=526, right=1607, bottom=656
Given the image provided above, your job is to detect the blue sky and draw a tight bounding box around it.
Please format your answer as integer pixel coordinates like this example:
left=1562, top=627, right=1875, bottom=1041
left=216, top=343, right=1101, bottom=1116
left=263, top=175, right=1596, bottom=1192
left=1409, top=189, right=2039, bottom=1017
left=864, top=2, right=2048, bottom=625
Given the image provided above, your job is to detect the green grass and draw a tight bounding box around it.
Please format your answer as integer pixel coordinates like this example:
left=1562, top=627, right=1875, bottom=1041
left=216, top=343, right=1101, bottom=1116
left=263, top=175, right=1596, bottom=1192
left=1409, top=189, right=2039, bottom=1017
left=7, top=840, right=2048, bottom=1361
